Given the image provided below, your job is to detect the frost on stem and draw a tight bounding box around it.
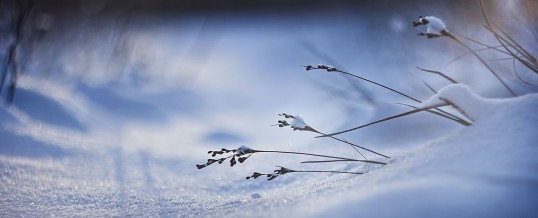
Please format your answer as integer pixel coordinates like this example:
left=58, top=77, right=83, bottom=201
left=236, top=145, right=253, bottom=155
left=291, top=116, right=307, bottom=129
left=273, top=113, right=317, bottom=132
left=412, top=14, right=516, bottom=96
left=413, top=16, right=454, bottom=39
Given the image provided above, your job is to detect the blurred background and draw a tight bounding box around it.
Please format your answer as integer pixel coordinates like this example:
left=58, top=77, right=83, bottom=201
left=0, top=0, right=537, bottom=216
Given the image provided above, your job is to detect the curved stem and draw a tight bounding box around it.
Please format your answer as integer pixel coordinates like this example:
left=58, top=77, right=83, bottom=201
left=396, top=103, right=471, bottom=126
left=336, top=70, right=421, bottom=102
left=330, top=69, right=469, bottom=126
left=287, top=117, right=388, bottom=158
left=323, top=133, right=390, bottom=159
left=451, top=36, right=517, bottom=96
left=317, top=102, right=449, bottom=138
left=416, top=67, right=458, bottom=84
left=286, top=116, right=370, bottom=159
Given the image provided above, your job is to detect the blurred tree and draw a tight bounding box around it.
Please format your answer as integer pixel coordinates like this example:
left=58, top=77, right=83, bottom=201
left=0, top=0, right=33, bottom=104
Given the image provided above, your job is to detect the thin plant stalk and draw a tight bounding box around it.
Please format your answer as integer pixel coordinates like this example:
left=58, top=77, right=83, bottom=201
left=511, top=58, right=538, bottom=87
left=396, top=103, right=472, bottom=126
left=246, top=166, right=364, bottom=180
left=329, top=68, right=469, bottom=125
left=447, top=33, right=517, bottom=96
left=317, top=102, right=450, bottom=138
left=320, top=133, right=389, bottom=159
left=334, top=69, right=421, bottom=102
left=423, top=81, right=438, bottom=94
left=439, top=97, right=474, bottom=122
left=452, top=31, right=515, bottom=56
left=489, top=22, right=537, bottom=64
left=302, top=159, right=376, bottom=164
left=300, top=41, right=375, bottom=103
left=287, top=116, right=390, bottom=159
left=251, top=149, right=386, bottom=165
left=487, top=57, right=519, bottom=61
left=446, top=45, right=511, bottom=66
left=483, top=25, right=538, bottom=74
left=417, top=67, right=458, bottom=83
left=291, top=170, right=363, bottom=175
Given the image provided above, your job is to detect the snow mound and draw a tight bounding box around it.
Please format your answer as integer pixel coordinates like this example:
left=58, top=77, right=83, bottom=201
left=2, top=85, right=537, bottom=217
left=297, top=86, right=538, bottom=217
left=421, top=84, right=505, bottom=122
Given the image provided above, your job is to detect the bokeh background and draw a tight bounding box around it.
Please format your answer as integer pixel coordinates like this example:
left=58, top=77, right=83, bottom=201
left=1, top=0, right=537, bottom=216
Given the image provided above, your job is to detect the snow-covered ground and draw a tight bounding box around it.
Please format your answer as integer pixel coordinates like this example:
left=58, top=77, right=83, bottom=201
left=2, top=79, right=537, bottom=217
left=1, top=1, right=538, bottom=217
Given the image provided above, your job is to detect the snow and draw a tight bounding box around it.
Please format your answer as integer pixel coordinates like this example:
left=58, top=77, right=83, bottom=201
left=290, top=115, right=307, bottom=129
left=2, top=80, right=536, bottom=217
left=236, top=145, right=252, bottom=154
left=1, top=1, right=538, bottom=217
left=310, top=88, right=538, bottom=217
left=423, top=16, right=447, bottom=35
left=419, top=84, right=494, bottom=122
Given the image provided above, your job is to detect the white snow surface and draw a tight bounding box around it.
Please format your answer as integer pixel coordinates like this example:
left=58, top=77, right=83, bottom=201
left=1, top=81, right=537, bottom=217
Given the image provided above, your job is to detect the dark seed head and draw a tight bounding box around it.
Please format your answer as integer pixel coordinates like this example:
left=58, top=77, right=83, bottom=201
left=230, top=156, right=237, bottom=167
left=207, top=159, right=218, bottom=165
left=267, top=175, right=277, bottom=181
left=238, top=156, right=248, bottom=163
left=246, top=172, right=264, bottom=180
